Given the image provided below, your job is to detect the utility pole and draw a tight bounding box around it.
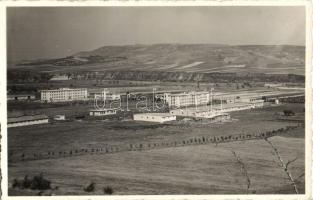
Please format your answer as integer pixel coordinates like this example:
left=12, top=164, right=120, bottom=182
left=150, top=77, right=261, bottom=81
left=210, top=88, right=214, bottom=112
left=153, top=88, right=156, bottom=111
left=220, top=97, right=223, bottom=112
left=195, top=92, right=197, bottom=111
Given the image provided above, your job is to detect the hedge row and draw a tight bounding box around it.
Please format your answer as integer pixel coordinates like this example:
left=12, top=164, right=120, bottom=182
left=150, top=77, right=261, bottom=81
left=8, top=125, right=299, bottom=163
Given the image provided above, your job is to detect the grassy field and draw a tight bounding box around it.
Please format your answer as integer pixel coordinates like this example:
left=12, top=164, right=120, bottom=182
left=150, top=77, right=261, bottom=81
left=8, top=136, right=305, bottom=195
left=7, top=103, right=305, bottom=195
left=8, top=104, right=304, bottom=155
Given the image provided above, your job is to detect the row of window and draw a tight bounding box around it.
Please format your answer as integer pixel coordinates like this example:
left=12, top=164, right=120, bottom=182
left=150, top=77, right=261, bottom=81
left=138, top=115, right=173, bottom=120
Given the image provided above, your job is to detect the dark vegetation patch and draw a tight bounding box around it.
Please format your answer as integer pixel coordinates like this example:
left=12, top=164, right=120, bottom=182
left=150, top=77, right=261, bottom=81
left=12, top=173, right=51, bottom=190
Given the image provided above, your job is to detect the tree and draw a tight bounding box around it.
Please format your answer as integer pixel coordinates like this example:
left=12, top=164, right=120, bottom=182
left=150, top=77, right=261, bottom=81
left=103, top=186, right=113, bottom=194
left=84, top=182, right=95, bottom=192
left=283, top=110, right=295, bottom=116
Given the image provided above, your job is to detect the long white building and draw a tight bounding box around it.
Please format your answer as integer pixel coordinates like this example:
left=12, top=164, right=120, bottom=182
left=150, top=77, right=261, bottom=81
left=89, top=108, right=118, bottom=116
left=133, top=113, right=176, bottom=123
left=41, top=88, right=88, bottom=102
left=164, top=91, right=210, bottom=108
left=8, top=115, right=49, bottom=128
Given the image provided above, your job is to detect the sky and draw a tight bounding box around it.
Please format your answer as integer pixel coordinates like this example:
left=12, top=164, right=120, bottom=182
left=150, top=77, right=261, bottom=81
left=7, top=6, right=305, bottom=62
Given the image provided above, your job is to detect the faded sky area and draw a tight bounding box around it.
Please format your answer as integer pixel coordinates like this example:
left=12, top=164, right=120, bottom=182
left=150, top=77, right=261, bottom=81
left=7, top=6, right=305, bottom=62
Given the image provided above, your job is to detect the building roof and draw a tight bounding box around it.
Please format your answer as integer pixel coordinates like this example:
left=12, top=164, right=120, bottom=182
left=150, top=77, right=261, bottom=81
left=89, top=108, right=119, bottom=112
left=8, top=114, right=49, bottom=124
left=171, top=102, right=256, bottom=113
left=41, top=88, right=87, bottom=92
left=214, top=90, right=304, bottom=100
left=166, top=91, right=210, bottom=97
left=7, top=94, right=35, bottom=97
left=134, top=113, right=174, bottom=117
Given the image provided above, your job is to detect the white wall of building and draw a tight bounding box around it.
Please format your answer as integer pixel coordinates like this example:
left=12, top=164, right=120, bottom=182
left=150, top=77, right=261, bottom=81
left=89, top=109, right=117, bottom=116
left=133, top=113, right=176, bottom=123
left=164, top=92, right=210, bottom=108
left=54, top=115, right=66, bottom=120
left=8, top=119, right=49, bottom=128
left=7, top=95, right=36, bottom=101
left=41, top=88, right=88, bottom=102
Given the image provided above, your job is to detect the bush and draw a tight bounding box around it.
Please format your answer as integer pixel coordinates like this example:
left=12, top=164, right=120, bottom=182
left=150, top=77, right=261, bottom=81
left=103, top=186, right=113, bottom=195
left=23, top=175, right=32, bottom=189
left=30, top=173, right=51, bottom=190
left=84, top=182, right=95, bottom=192
left=12, top=179, right=20, bottom=189
left=283, top=110, right=295, bottom=116
left=12, top=173, right=51, bottom=190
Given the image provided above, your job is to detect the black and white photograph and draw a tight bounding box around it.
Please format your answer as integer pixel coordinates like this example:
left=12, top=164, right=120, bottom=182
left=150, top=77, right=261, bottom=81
left=2, top=3, right=311, bottom=198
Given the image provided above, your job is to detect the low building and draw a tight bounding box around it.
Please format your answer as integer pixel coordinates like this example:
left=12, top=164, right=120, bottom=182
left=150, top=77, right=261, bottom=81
left=41, top=88, right=88, bottom=102
left=53, top=115, right=66, bottom=121
left=170, top=101, right=264, bottom=118
left=8, top=114, right=49, bottom=128
left=264, top=83, right=285, bottom=88
left=133, top=113, right=176, bottom=123
left=50, top=74, right=71, bottom=81
left=170, top=108, right=230, bottom=120
left=208, top=113, right=230, bottom=122
left=89, top=108, right=118, bottom=116
left=7, top=94, right=36, bottom=101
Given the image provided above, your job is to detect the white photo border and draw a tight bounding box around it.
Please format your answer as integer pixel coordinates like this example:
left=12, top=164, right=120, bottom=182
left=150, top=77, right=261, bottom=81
left=0, top=1, right=311, bottom=200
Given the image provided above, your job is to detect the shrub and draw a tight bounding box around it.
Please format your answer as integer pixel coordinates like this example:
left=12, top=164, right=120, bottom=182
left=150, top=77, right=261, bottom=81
left=103, top=186, right=113, bottom=195
left=30, top=173, right=51, bottom=190
left=12, top=179, right=20, bottom=189
left=283, top=110, right=295, bottom=116
left=12, top=174, right=51, bottom=190
left=23, top=175, right=32, bottom=189
left=84, top=182, right=95, bottom=192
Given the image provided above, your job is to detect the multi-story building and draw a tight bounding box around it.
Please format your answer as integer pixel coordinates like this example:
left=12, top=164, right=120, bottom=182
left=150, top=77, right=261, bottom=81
left=89, top=89, right=120, bottom=101
left=164, top=91, right=210, bottom=108
left=41, top=88, right=88, bottom=102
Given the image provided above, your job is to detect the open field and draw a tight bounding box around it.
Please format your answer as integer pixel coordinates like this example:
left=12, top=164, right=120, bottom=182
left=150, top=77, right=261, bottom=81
left=8, top=103, right=304, bottom=157
left=7, top=102, right=305, bottom=195
left=8, top=136, right=305, bottom=195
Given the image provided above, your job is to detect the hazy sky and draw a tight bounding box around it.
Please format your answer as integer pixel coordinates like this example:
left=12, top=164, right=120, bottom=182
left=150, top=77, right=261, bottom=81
left=7, top=6, right=305, bottom=61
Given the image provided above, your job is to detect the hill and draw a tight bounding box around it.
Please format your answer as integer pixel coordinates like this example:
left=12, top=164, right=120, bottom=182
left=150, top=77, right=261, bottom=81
left=11, top=44, right=305, bottom=76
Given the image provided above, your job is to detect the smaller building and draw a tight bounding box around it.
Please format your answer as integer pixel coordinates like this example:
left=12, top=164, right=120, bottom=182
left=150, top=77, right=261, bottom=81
left=54, top=115, right=66, bottom=121
left=264, top=83, right=285, bottom=88
left=8, top=114, right=49, bottom=128
left=50, top=74, right=72, bottom=81
left=7, top=94, right=36, bottom=101
left=133, top=113, right=176, bottom=123
left=196, top=113, right=230, bottom=123
left=106, top=93, right=121, bottom=101
left=89, top=108, right=118, bottom=116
